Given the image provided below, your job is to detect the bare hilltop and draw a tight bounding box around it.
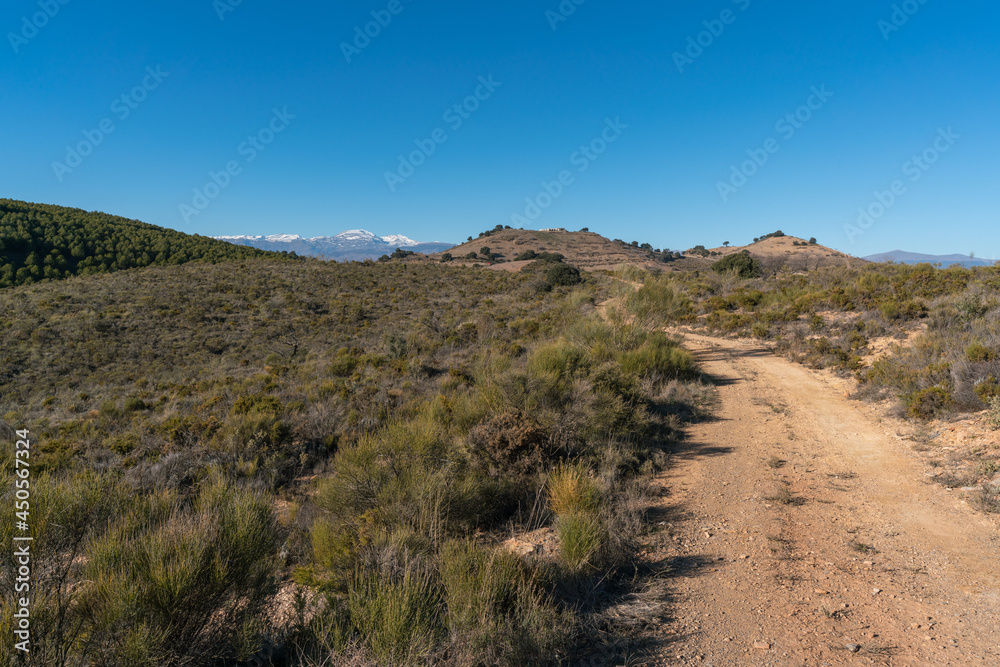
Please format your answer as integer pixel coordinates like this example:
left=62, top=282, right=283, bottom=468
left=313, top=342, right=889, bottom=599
left=428, top=227, right=862, bottom=273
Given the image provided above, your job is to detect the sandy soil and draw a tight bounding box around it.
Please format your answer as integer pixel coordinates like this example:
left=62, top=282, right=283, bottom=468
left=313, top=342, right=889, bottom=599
left=645, top=332, right=1000, bottom=666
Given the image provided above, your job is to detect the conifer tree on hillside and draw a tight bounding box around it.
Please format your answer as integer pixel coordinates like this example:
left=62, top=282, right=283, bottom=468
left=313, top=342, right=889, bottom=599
left=0, top=199, right=278, bottom=288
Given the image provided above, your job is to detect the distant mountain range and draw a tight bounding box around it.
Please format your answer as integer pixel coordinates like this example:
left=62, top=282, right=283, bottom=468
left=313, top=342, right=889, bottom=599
left=864, top=250, right=997, bottom=268
left=214, top=230, right=455, bottom=261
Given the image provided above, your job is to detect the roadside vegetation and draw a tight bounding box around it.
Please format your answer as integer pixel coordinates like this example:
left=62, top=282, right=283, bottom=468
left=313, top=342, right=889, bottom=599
left=618, top=259, right=1000, bottom=499
left=0, top=257, right=707, bottom=665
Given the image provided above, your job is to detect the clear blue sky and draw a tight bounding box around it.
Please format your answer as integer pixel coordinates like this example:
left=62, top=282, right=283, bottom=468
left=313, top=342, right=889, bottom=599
left=3, top=0, right=998, bottom=257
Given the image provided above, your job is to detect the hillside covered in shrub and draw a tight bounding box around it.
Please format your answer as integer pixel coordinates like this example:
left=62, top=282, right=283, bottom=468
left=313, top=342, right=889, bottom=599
left=0, top=199, right=274, bottom=288
left=0, top=258, right=707, bottom=665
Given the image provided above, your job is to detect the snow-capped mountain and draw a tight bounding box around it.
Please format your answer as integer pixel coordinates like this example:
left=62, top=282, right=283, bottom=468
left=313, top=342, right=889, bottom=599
left=864, top=250, right=997, bottom=268
left=382, top=234, right=419, bottom=247
left=214, top=230, right=454, bottom=261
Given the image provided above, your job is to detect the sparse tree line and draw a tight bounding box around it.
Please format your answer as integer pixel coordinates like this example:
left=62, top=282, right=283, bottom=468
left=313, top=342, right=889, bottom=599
left=610, top=239, right=684, bottom=263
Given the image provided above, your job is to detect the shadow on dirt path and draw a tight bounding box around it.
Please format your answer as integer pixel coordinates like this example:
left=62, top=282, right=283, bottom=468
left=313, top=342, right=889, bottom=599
left=640, top=331, right=1000, bottom=666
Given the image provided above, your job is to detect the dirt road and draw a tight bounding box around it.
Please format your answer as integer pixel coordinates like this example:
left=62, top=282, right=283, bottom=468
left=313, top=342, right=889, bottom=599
left=649, top=332, right=1000, bottom=666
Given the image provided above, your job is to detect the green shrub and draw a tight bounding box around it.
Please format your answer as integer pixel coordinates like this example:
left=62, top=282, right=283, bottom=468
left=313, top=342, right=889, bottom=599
left=385, top=334, right=408, bottom=359
left=618, top=332, right=695, bottom=382
left=957, top=294, right=990, bottom=320
left=440, top=540, right=520, bottom=633
left=109, top=432, right=140, bottom=455
left=879, top=299, right=928, bottom=321
left=556, top=512, right=605, bottom=574
left=974, top=377, right=1000, bottom=404
left=528, top=340, right=586, bottom=380
left=309, top=420, right=467, bottom=539
left=99, top=400, right=121, bottom=419
left=711, top=250, right=763, bottom=279
left=310, top=517, right=357, bottom=578
left=427, top=391, right=488, bottom=435
left=625, top=278, right=693, bottom=324
left=863, top=353, right=952, bottom=400
left=907, top=387, right=954, bottom=420
left=438, top=539, right=565, bottom=662
left=348, top=566, right=442, bottom=665
left=988, top=397, right=1000, bottom=431
left=312, top=415, right=480, bottom=536
left=548, top=463, right=602, bottom=518
left=124, top=396, right=149, bottom=412
left=544, top=263, right=583, bottom=289
left=732, top=290, right=765, bottom=310
left=329, top=352, right=358, bottom=376
left=967, top=342, right=997, bottom=363
left=0, top=473, right=115, bottom=667
left=231, top=393, right=283, bottom=416
left=584, top=363, right=650, bottom=442
left=689, top=245, right=710, bottom=257
left=74, top=481, right=279, bottom=665
left=562, top=316, right=616, bottom=362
